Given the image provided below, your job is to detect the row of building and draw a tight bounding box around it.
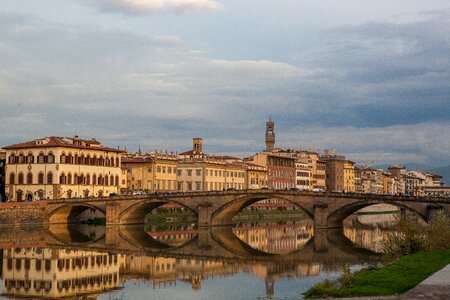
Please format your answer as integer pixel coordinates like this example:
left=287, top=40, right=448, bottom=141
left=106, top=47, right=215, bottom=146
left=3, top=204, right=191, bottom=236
left=0, top=119, right=447, bottom=202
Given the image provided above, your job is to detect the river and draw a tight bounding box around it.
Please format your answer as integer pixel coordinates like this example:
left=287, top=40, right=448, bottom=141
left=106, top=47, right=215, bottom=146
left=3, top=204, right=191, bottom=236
left=0, top=210, right=399, bottom=299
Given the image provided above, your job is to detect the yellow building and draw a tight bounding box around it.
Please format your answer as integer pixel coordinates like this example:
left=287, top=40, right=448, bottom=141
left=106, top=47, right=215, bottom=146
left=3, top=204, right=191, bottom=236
left=2, top=247, right=124, bottom=298
left=176, top=158, right=246, bottom=191
left=344, top=160, right=355, bottom=193
left=245, top=162, right=268, bottom=189
left=121, top=151, right=178, bottom=192
left=3, top=136, right=123, bottom=201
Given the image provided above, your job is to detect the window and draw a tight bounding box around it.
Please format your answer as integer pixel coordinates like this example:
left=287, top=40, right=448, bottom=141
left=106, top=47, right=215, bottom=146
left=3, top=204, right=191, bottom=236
left=187, top=169, right=192, bottom=176
left=9, top=173, right=15, bottom=184
left=27, top=172, right=33, bottom=184
left=27, top=153, right=34, bottom=164
left=92, top=174, right=96, bottom=186
left=196, top=169, right=201, bottom=176
left=47, top=172, right=53, bottom=184
left=60, top=173, right=66, bottom=184
left=162, top=166, right=166, bottom=173
left=9, top=154, right=16, bottom=164
left=115, top=175, right=119, bottom=186
left=38, top=173, right=44, bottom=184
left=177, top=170, right=182, bottom=176
left=38, top=153, right=45, bottom=164
left=157, top=166, right=161, bottom=173
left=18, top=173, right=24, bottom=184
left=47, top=152, right=55, bottom=163
left=168, top=167, right=172, bottom=173
left=195, top=181, right=201, bottom=191
left=147, top=168, right=152, bottom=173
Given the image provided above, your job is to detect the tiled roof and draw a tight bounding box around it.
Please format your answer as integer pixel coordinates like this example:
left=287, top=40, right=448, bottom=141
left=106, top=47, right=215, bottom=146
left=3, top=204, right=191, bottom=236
left=3, top=136, right=124, bottom=152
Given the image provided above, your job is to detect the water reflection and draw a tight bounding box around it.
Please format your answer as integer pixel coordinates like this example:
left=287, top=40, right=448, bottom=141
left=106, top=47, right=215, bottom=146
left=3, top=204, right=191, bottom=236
left=232, top=220, right=314, bottom=254
left=2, top=247, right=124, bottom=298
left=0, top=215, right=398, bottom=299
left=344, top=213, right=399, bottom=253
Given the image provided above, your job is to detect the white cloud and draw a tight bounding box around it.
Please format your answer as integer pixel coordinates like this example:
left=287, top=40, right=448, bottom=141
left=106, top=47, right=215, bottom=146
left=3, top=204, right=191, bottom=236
left=92, top=0, right=222, bottom=14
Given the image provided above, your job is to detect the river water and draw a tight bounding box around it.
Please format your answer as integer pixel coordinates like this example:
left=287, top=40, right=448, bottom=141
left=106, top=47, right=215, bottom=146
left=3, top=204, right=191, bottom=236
left=0, top=212, right=398, bottom=300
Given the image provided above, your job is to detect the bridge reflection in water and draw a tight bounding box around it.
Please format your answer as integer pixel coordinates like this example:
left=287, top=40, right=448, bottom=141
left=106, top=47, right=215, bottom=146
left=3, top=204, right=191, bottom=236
left=0, top=217, right=398, bottom=299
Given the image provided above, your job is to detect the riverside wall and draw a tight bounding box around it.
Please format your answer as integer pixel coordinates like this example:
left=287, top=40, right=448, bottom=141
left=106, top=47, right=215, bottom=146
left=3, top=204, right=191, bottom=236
left=0, top=202, right=48, bottom=227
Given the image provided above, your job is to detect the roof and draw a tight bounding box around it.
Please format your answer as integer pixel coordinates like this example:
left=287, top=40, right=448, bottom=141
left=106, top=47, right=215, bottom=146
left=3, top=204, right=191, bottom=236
left=3, top=136, right=124, bottom=153
left=122, top=157, right=154, bottom=163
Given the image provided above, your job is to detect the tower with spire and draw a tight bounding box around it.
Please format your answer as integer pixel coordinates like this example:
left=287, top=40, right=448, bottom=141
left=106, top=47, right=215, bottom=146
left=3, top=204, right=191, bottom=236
left=265, top=117, right=275, bottom=152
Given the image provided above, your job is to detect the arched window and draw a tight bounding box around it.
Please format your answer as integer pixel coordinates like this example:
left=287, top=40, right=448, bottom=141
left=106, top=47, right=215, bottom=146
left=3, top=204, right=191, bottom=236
left=79, top=155, right=84, bottom=165
left=18, top=173, right=24, bottom=184
left=67, top=173, right=72, bottom=185
left=86, top=155, right=90, bottom=166
left=115, top=175, right=119, bottom=187
left=74, top=173, right=78, bottom=185
left=38, top=152, right=45, bottom=164
left=67, top=190, right=72, bottom=198
left=98, top=175, right=102, bottom=185
left=111, top=157, right=114, bottom=167
left=9, top=154, right=16, bottom=164
left=104, top=176, right=109, bottom=186
left=27, top=152, right=34, bottom=164
left=60, top=152, right=66, bottom=164
left=18, top=152, right=25, bottom=164
left=47, top=152, right=55, bottom=163
left=116, top=157, right=120, bottom=167
left=9, top=173, right=15, bottom=184
left=27, top=172, right=33, bottom=184
left=67, top=153, right=73, bottom=164
left=60, top=173, right=66, bottom=184
left=80, top=173, right=85, bottom=185
left=38, top=172, right=44, bottom=184
left=74, top=154, right=78, bottom=165
left=106, top=157, right=110, bottom=167
left=47, top=172, right=53, bottom=184
left=92, top=174, right=97, bottom=186
left=99, top=156, right=104, bottom=166
left=86, top=174, right=90, bottom=185
left=110, top=175, right=114, bottom=187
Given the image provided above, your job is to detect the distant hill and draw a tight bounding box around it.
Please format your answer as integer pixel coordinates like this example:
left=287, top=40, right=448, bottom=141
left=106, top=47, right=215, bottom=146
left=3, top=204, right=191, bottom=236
left=429, top=165, right=450, bottom=186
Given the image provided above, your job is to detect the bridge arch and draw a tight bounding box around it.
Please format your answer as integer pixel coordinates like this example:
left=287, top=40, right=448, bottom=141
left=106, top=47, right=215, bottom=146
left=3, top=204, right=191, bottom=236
left=48, top=203, right=106, bottom=224
left=119, top=198, right=198, bottom=225
left=326, top=200, right=427, bottom=228
left=211, top=194, right=314, bottom=226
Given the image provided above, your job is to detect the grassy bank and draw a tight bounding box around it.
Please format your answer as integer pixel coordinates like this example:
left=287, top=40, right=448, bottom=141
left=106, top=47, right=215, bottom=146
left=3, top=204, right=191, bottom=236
left=304, top=250, right=450, bottom=298
left=146, top=208, right=195, bottom=225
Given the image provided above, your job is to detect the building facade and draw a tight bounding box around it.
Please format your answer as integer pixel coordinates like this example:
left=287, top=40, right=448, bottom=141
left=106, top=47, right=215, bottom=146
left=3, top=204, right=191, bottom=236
left=252, top=153, right=296, bottom=189
left=343, top=160, right=355, bottom=193
left=0, top=149, right=5, bottom=202
left=121, top=151, right=178, bottom=192
left=4, top=136, right=122, bottom=201
left=322, top=155, right=345, bottom=192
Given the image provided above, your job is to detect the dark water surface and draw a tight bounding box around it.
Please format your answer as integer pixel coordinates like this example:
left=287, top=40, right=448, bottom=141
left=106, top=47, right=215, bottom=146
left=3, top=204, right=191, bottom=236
left=0, top=214, right=397, bottom=299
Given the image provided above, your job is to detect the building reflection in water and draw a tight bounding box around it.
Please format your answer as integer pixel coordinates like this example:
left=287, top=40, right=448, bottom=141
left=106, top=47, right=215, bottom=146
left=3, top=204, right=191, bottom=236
left=232, top=220, right=315, bottom=254
left=0, top=216, right=396, bottom=299
left=2, top=247, right=125, bottom=298
left=344, top=213, right=399, bottom=253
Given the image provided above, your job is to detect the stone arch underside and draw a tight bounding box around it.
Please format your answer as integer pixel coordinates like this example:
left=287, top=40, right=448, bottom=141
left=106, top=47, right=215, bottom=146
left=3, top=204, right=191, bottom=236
left=49, top=204, right=106, bottom=224
left=119, top=200, right=198, bottom=225
left=327, top=201, right=428, bottom=228
left=47, top=224, right=105, bottom=245
left=211, top=195, right=314, bottom=226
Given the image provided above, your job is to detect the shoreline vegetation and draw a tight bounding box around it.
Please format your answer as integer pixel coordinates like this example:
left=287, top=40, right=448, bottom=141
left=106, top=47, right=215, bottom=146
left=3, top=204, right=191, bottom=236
left=304, top=214, right=450, bottom=299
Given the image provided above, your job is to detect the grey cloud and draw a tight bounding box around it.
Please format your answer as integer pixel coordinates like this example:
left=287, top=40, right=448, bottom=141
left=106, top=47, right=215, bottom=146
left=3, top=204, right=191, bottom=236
left=1, top=11, right=450, bottom=167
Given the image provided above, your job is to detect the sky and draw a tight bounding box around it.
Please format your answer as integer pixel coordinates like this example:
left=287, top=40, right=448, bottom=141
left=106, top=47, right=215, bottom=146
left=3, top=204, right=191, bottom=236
left=1, top=0, right=449, bottom=167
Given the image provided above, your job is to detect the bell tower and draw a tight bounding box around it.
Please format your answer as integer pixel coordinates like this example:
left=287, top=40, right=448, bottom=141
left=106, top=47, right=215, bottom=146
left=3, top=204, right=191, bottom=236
left=265, top=118, right=275, bottom=151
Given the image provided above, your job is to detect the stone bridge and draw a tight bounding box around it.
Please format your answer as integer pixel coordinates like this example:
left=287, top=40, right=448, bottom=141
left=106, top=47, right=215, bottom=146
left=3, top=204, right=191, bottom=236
left=46, top=190, right=450, bottom=228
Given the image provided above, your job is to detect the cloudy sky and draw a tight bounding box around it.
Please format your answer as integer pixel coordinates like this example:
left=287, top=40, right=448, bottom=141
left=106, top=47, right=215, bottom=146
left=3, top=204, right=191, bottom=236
left=1, top=0, right=449, bottom=166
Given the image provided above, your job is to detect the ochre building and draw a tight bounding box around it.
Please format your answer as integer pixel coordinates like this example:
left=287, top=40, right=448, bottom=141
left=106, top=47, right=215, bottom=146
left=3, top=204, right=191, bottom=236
left=3, top=136, right=122, bottom=201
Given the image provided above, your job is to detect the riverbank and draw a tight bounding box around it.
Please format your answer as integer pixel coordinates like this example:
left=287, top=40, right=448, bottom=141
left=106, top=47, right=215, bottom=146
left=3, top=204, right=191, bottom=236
left=303, top=250, right=450, bottom=299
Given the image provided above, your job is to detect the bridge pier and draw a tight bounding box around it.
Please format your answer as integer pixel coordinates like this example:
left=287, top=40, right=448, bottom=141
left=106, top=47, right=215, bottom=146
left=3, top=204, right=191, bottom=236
left=105, top=225, right=120, bottom=248
left=313, top=203, right=329, bottom=229
left=106, top=201, right=121, bottom=225
left=313, top=230, right=329, bottom=252
left=197, top=228, right=212, bottom=249
left=198, top=203, right=213, bottom=227
left=427, top=205, right=444, bottom=223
